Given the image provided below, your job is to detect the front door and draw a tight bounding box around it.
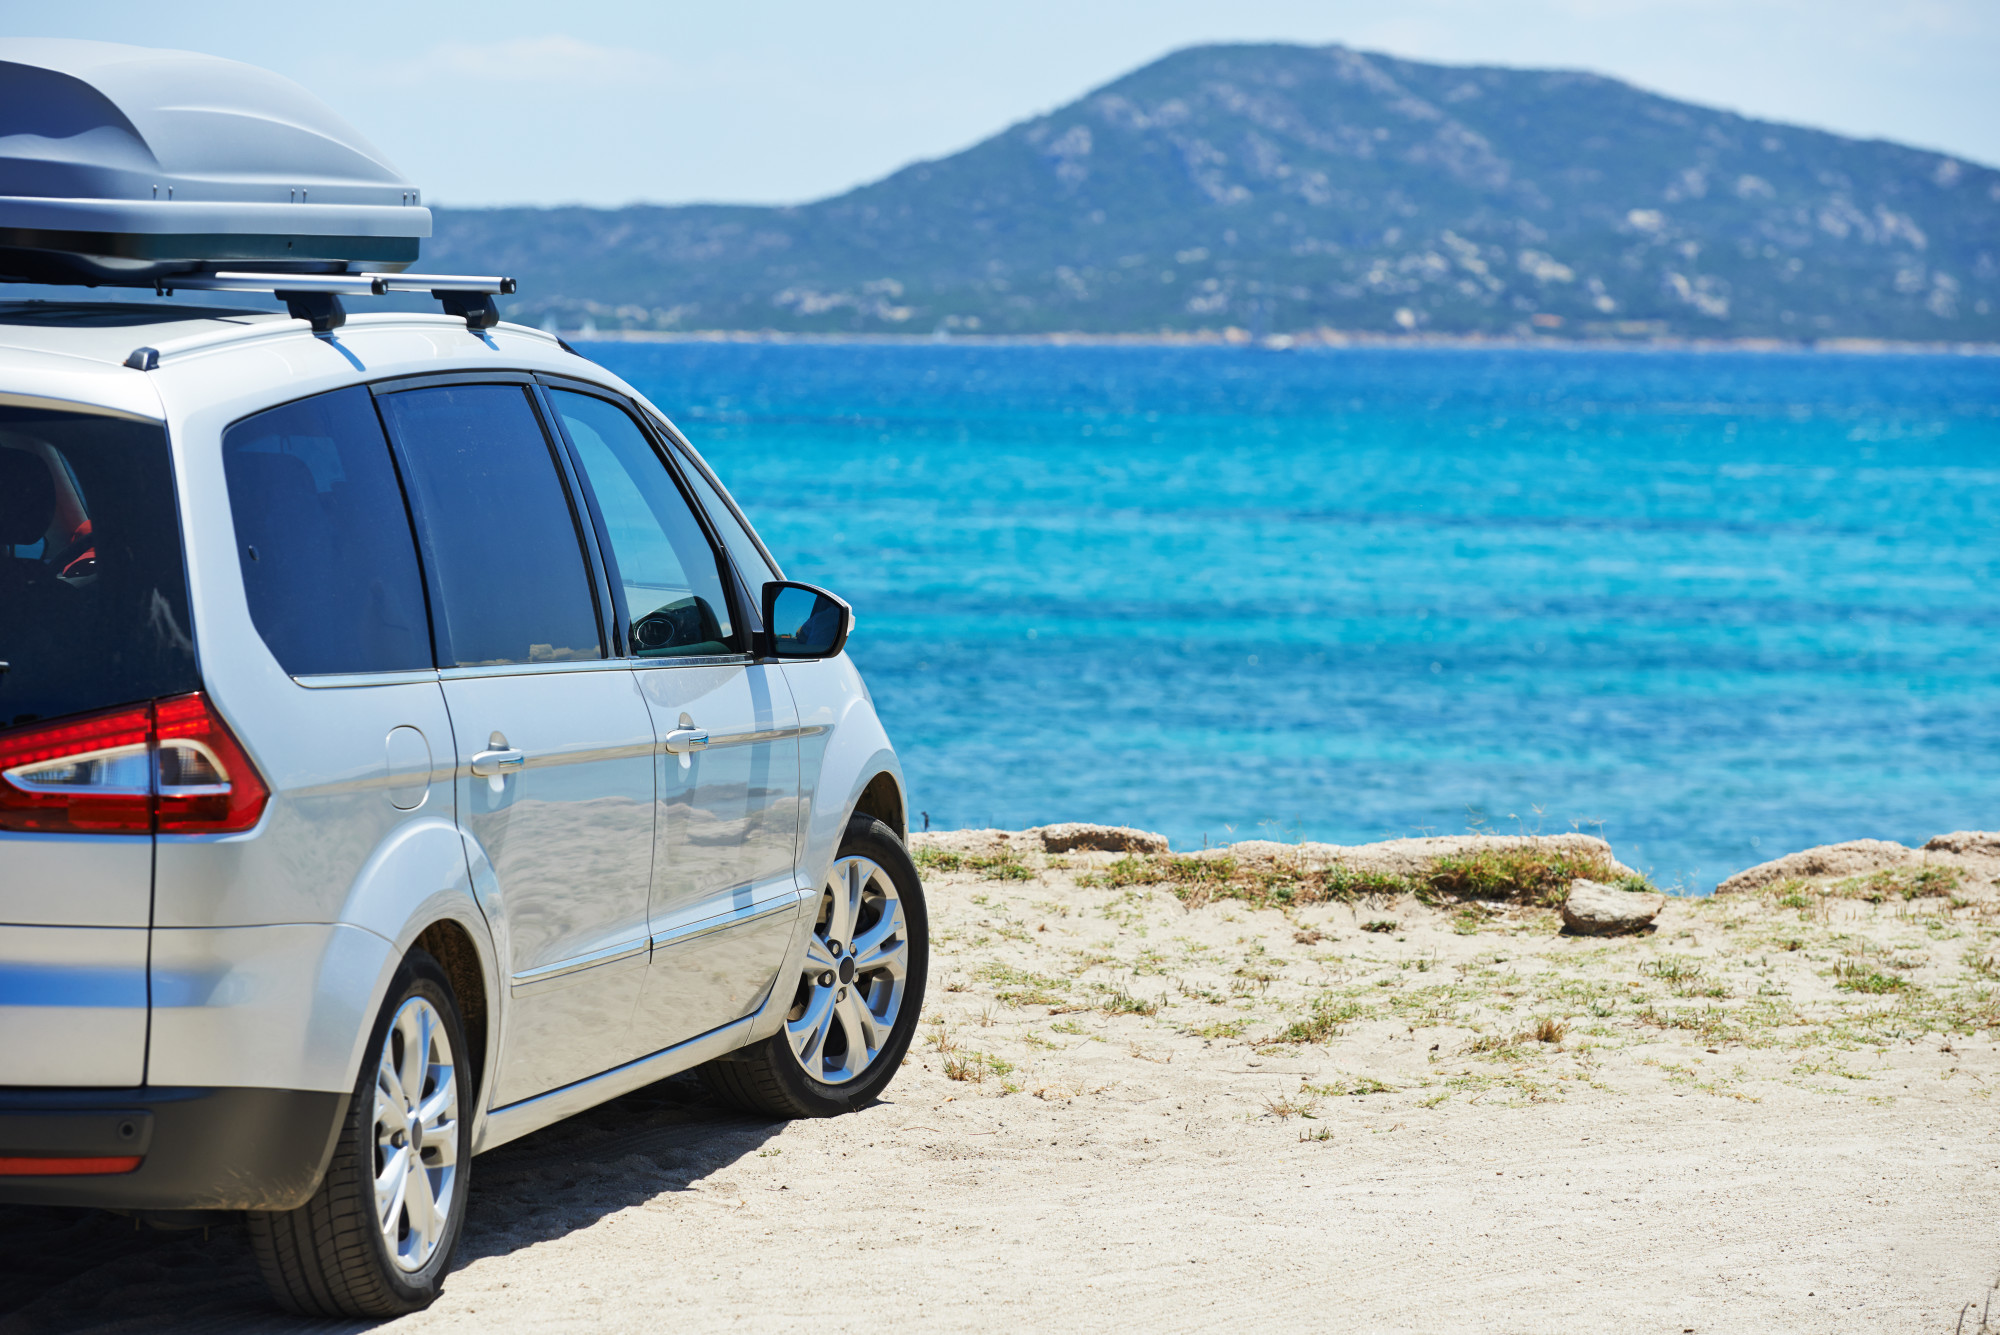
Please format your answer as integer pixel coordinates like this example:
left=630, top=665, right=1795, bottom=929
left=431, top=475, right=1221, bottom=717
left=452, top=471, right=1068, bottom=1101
left=633, top=661, right=801, bottom=1047
left=540, top=387, right=802, bottom=1053
left=378, top=381, right=656, bottom=1106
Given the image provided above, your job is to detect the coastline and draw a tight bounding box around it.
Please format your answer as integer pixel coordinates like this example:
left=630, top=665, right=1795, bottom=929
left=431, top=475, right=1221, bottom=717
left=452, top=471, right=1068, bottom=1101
left=561, top=326, right=2000, bottom=356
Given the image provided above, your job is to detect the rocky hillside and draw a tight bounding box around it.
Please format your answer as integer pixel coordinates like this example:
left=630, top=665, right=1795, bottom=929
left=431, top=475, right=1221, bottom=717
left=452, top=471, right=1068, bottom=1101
left=432, top=43, right=2000, bottom=341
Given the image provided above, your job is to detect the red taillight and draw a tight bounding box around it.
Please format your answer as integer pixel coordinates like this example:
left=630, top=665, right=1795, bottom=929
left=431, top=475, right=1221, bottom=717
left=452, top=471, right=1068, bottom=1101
left=0, top=693, right=268, bottom=836
left=154, top=692, right=269, bottom=834
left=0, top=1155, right=143, bottom=1176
left=0, top=702, right=153, bottom=833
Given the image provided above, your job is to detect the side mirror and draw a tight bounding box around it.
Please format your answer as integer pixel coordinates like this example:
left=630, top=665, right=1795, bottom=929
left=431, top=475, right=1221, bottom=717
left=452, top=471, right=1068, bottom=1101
left=760, top=581, right=853, bottom=660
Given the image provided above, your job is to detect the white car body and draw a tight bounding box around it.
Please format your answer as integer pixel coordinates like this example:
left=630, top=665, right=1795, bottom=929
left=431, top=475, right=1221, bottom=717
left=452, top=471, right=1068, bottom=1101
left=0, top=304, right=907, bottom=1210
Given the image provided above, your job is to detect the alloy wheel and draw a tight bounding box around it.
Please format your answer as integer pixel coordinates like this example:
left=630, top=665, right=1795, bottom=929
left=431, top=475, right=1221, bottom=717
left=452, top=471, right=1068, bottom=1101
left=372, top=995, right=461, bottom=1272
left=787, top=855, right=911, bottom=1084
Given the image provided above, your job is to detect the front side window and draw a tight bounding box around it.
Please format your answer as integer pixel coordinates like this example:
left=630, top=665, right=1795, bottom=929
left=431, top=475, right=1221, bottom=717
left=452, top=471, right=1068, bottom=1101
left=222, top=387, right=432, bottom=676
left=551, top=390, right=735, bottom=658
left=670, top=441, right=781, bottom=592
left=0, top=407, right=197, bottom=729
left=378, top=384, right=603, bottom=668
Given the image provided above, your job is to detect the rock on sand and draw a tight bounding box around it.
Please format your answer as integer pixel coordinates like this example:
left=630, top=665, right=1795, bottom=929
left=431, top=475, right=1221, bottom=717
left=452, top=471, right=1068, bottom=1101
left=1561, top=878, right=1665, bottom=935
left=1030, top=823, right=1170, bottom=854
left=914, top=824, right=1170, bottom=857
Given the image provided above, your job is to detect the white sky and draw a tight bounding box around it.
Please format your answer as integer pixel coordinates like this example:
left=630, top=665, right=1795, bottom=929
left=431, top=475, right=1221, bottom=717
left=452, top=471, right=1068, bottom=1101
left=28, top=1, right=2000, bottom=206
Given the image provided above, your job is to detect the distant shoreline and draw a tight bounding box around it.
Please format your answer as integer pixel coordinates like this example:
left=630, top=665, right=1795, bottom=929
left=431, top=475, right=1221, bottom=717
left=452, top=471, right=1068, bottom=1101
left=563, top=327, right=2000, bottom=356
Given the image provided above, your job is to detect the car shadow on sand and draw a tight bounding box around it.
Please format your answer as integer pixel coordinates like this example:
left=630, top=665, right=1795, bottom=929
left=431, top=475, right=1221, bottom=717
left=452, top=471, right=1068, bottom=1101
left=0, top=1074, right=780, bottom=1334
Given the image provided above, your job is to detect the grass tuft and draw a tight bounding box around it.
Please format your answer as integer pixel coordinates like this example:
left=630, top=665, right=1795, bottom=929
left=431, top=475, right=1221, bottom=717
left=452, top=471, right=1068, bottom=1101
left=1828, top=865, right=1963, bottom=902
left=1425, top=846, right=1638, bottom=907
left=1263, top=1093, right=1322, bottom=1119
left=1090, top=984, right=1161, bottom=1017
left=1072, top=842, right=1647, bottom=912
left=1303, top=1076, right=1397, bottom=1097
left=1833, top=960, right=1911, bottom=994
left=1276, top=993, right=1371, bottom=1044
left=943, top=1050, right=1016, bottom=1083
left=915, top=845, right=1036, bottom=881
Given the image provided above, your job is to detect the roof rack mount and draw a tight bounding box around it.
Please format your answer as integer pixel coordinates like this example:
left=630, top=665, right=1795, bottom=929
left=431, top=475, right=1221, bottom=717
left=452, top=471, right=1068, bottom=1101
left=156, top=272, right=518, bottom=333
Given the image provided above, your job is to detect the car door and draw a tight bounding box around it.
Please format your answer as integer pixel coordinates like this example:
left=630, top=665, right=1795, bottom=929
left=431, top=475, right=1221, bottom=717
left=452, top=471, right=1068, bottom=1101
left=540, top=384, right=802, bottom=1053
left=376, top=379, right=657, bottom=1108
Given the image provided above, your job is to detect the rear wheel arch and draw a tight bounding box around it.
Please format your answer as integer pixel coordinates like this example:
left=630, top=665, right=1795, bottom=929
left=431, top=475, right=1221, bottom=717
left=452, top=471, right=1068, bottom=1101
left=410, top=920, right=489, bottom=1103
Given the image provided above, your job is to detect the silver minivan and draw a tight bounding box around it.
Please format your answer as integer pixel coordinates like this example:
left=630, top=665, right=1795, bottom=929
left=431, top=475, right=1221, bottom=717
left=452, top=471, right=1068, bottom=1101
left=0, top=302, right=927, bottom=1316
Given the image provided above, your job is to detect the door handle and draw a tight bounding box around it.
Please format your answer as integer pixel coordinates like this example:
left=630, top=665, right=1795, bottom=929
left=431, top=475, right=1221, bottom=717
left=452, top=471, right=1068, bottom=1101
left=470, top=747, right=526, bottom=776
left=662, top=728, right=709, bottom=755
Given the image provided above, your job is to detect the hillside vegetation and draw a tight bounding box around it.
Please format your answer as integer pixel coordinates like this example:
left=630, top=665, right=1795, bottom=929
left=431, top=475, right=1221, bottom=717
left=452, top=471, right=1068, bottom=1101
left=434, top=43, right=2000, bottom=341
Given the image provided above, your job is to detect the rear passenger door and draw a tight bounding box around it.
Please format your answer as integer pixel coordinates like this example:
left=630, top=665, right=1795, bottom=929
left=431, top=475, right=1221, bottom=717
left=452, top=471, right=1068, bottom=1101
left=539, top=384, right=802, bottom=1053
left=377, top=380, right=657, bottom=1107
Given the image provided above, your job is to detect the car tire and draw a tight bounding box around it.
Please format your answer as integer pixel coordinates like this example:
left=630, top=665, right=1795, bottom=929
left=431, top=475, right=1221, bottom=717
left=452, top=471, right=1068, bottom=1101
left=702, top=814, right=929, bottom=1118
left=246, top=949, right=473, bottom=1317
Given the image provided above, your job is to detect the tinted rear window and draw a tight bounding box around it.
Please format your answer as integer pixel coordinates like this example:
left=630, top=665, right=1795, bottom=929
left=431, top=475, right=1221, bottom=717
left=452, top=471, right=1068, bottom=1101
left=222, top=387, right=433, bottom=676
left=378, top=384, right=603, bottom=668
left=0, top=407, right=197, bottom=729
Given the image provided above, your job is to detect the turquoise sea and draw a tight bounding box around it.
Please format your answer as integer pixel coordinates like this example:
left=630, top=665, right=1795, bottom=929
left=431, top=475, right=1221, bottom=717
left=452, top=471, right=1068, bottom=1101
left=589, top=341, right=2000, bottom=891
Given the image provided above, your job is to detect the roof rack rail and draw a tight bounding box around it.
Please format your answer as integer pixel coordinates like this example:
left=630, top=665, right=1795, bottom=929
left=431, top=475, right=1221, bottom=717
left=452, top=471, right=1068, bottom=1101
left=156, top=271, right=518, bottom=333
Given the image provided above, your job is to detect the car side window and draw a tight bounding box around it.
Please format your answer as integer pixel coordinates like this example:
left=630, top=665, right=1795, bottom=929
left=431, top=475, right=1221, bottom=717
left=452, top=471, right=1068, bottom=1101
left=221, top=386, right=432, bottom=675
left=668, top=440, right=781, bottom=592
left=549, top=389, right=736, bottom=657
left=377, top=384, right=604, bottom=667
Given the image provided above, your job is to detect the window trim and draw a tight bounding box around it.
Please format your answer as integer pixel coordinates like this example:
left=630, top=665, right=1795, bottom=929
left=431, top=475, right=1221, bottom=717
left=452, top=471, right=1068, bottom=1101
left=537, top=374, right=783, bottom=622
left=635, top=402, right=786, bottom=585
left=370, top=378, right=613, bottom=671
left=533, top=378, right=750, bottom=664
left=221, top=368, right=783, bottom=684
left=364, top=370, right=537, bottom=393
left=218, top=384, right=437, bottom=680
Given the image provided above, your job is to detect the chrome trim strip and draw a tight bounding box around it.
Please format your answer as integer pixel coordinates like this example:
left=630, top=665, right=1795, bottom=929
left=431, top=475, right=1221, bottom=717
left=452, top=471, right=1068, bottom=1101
left=476, top=1014, right=758, bottom=1154
left=628, top=653, right=754, bottom=670
left=439, top=659, right=632, bottom=681
left=515, top=740, right=656, bottom=769
left=648, top=898, right=798, bottom=954
left=509, top=938, right=649, bottom=997
left=293, top=669, right=441, bottom=689
left=697, top=724, right=828, bottom=750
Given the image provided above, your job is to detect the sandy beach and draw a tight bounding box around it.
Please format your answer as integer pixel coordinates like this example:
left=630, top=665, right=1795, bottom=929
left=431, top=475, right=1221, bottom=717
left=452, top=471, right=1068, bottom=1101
left=1, top=828, right=1995, bottom=1333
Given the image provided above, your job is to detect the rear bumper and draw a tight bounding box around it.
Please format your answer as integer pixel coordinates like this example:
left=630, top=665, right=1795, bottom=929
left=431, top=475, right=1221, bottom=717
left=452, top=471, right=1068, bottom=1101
left=0, top=1086, right=347, bottom=1210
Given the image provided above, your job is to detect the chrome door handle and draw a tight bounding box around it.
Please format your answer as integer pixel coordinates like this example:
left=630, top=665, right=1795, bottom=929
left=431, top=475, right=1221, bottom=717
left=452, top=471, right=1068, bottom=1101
left=662, top=728, right=709, bottom=755
left=470, top=747, right=526, bottom=776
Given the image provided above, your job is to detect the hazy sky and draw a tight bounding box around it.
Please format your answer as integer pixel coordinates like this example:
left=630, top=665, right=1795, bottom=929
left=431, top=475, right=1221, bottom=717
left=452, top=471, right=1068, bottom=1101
left=25, top=1, right=2000, bottom=206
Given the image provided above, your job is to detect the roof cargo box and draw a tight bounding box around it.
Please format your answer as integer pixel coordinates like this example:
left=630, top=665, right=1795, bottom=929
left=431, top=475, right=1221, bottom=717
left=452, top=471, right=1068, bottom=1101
left=0, top=38, right=430, bottom=285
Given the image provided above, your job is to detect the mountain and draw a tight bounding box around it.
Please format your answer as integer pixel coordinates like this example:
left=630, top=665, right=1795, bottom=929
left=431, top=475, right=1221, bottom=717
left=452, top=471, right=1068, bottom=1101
left=429, top=43, right=2000, bottom=341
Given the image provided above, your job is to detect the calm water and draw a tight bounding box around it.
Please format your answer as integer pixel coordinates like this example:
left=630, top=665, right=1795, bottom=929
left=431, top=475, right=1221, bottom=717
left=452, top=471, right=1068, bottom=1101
left=587, top=341, right=2000, bottom=891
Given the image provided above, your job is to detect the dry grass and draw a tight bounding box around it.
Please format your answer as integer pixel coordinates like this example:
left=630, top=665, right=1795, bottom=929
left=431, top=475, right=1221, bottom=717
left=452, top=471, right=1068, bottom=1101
left=1423, top=845, right=1641, bottom=907
left=1074, top=843, right=1651, bottom=911
left=1276, top=994, right=1371, bottom=1045
left=911, top=833, right=2000, bottom=1119
left=1829, top=866, right=1964, bottom=901
left=1531, top=1015, right=1570, bottom=1045
left=916, top=846, right=1035, bottom=881
left=1262, top=1092, right=1322, bottom=1119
